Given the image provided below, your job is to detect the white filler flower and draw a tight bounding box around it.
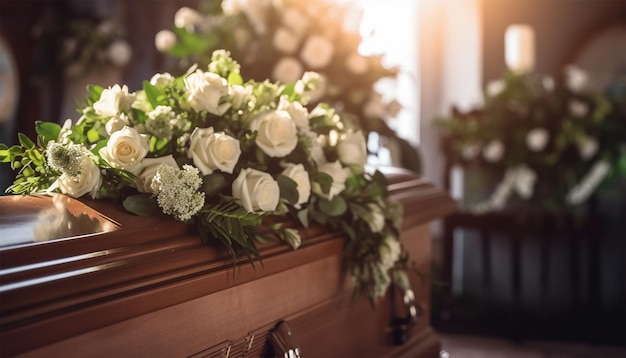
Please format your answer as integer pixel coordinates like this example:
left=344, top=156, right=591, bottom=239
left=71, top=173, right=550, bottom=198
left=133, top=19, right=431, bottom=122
left=151, top=164, right=205, bottom=221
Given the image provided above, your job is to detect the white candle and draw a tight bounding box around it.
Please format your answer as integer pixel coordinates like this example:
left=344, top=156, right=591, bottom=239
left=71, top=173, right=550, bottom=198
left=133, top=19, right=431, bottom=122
left=505, top=24, right=535, bottom=73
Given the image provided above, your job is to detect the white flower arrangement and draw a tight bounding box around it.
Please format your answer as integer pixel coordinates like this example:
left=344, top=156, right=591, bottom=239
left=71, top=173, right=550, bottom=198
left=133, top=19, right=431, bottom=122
left=435, top=66, right=626, bottom=213
left=0, top=51, right=408, bottom=304
left=154, top=0, right=422, bottom=172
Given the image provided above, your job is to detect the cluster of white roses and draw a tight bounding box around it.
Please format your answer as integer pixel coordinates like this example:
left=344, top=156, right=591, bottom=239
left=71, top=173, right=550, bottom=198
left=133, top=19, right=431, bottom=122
left=2, top=50, right=406, bottom=303
left=438, top=64, right=624, bottom=211
left=155, top=0, right=402, bottom=132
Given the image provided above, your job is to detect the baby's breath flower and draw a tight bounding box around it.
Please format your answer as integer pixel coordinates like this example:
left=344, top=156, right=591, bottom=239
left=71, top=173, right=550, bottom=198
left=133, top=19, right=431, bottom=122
left=146, top=105, right=178, bottom=139
left=151, top=164, right=205, bottom=221
left=46, top=141, right=88, bottom=177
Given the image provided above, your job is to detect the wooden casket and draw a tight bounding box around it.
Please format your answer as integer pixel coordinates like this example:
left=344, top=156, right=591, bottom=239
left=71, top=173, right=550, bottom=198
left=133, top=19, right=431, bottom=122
left=0, top=167, right=456, bottom=358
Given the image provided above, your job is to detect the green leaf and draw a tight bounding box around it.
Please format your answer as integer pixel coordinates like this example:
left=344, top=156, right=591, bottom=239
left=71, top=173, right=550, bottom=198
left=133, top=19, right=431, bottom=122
left=201, top=173, right=227, bottom=197
left=123, top=194, right=159, bottom=216
left=318, top=195, right=347, bottom=217
left=276, top=174, right=299, bottom=204
left=297, top=208, right=309, bottom=228
left=18, top=133, right=34, bottom=149
left=228, top=72, right=243, bottom=86
left=36, top=121, right=61, bottom=143
left=87, top=128, right=100, bottom=143
left=314, top=172, right=333, bottom=195
left=143, top=80, right=163, bottom=108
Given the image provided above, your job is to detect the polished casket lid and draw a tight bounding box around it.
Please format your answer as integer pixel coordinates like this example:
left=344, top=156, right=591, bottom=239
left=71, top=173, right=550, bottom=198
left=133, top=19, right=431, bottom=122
left=0, top=167, right=456, bottom=356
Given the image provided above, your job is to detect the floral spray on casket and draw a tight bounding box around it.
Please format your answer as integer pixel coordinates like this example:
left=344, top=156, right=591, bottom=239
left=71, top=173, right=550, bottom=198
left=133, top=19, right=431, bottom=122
left=0, top=50, right=411, bottom=304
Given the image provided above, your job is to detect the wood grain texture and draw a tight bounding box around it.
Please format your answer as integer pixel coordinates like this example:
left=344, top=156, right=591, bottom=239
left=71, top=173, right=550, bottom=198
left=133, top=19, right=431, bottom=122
left=0, top=169, right=457, bottom=357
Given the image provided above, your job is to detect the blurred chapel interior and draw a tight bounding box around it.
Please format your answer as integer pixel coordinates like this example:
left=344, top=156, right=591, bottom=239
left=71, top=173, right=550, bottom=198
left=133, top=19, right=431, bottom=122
left=0, top=0, right=625, bottom=355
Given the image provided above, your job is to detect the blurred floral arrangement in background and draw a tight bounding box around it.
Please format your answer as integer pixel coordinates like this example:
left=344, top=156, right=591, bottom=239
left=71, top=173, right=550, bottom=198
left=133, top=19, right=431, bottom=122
left=58, top=18, right=132, bottom=79
left=434, top=65, right=626, bottom=214
left=154, top=0, right=421, bottom=172
left=1, top=51, right=410, bottom=304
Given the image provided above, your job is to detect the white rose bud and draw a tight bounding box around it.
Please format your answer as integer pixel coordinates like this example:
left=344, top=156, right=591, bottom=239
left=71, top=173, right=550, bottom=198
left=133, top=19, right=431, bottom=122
left=272, top=57, right=304, bottom=84
left=136, top=155, right=178, bottom=193
left=312, top=160, right=350, bottom=200
left=250, top=110, right=298, bottom=157
left=337, top=131, right=367, bottom=167
left=188, top=127, right=241, bottom=175
left=228, top=84, right=253, bottom=110
left=105, top=113, right=130, bottom=136
left=346, top=54, right=368, bottom=75
left=107, top=40, right=132, bottom=67
left=281, top=163, right=311, bottom=206
left=99, top=126, right=149, bottom=173
left=526, top=127, right=549, bottom=152
left=364, top=203, right=385, bottom=233
left=93, top=84, right=136, bottom=117
left=185, top=70, right=231, bottom=115
left=482, top=140, right=504, bottom=162
left=278, top=97, right=309, bottom=130
left=56, top=156, right=102, bottom=199
left=564, top=64, right=588, bottom=92
left=232, top=168, right=280, bottom=213
left=300, top=35, right=334, bottom=69
left=150, top=72, right=174, bottom=88
left=578, top=136, right=598, bottom=160
left=155, top=30, right=177, bottom=52
left=175, top=7, right=201, bottom=31
left=273, top=27, right=300, bottom=54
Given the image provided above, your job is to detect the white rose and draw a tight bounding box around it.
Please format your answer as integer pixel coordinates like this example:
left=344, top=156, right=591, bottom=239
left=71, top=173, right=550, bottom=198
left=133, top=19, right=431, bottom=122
left=482, top=140, right=504, bottom=162
left=569, top=99, right=589, bottom=117
left=175, top=7, right=201, bottom=31
left=578, top=136, right=598, bottom=160
left=564, top=64, right=588, bottom=92
left=346, top=54, right=368, bottom=75
left=337, top=131, right=367, bottom=167
left=282, top=7, right=309, bottom=35
left=272, top=57, right=304, bottom=84
left=56, top=156, right=102, bottom=198
left=155, top=30, right=177, bottom=52
left=312, top=160, right=350, bottom=200
left=150, top=72, right=174, bottom=87
left=486, top=79, right=505, bottom=97
left=188, top=127, right=241, bottom=175
left=105, top=113, right=130, bottom=136
left=278, top=97, right=309, bottom=130
left=93, top=84, right=136, bottom=117
left=136, top=155, right=178, bottom=193
left=232, top=168, right=280, bottom=213
left=526, top=127, right=549, bottom=152
left=107, top=40, right=132, bottom=67
left=273, top=27, right=300, bottom=54
left=228, top=84, right=253, bottom=110
left=185, top=70, right=231, bottom=115
left=364, top=203, right=385, bottom=233
left=250, top=110, right=298, bottom=157
left=99, top=126, right=149, bottom=173
left=281, top=163, right=311, bottom=206
left=462, top=143, right=481, bottom=160
left=300, top=35, right=334, bottom=69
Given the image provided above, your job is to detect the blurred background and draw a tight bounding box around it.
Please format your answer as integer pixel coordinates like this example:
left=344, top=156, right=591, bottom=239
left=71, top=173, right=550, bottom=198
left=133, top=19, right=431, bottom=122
left=0, top=0, right=624, bottom=355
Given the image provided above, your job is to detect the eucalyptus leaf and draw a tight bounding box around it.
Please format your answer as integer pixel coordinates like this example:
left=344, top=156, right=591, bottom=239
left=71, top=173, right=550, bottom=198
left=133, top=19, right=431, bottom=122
left=123, top=194, right=159, bottom=216
left=36, top=121, right=61, bottom=143
left=314, top=172, right=333, bottom=195
left=318, top=195, right=347, bottom=217
left=277, top=174, right=299, bottom=204
left=297, top=208, right=309, bottom=228
left=202, top=173, right=227, bottom=197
